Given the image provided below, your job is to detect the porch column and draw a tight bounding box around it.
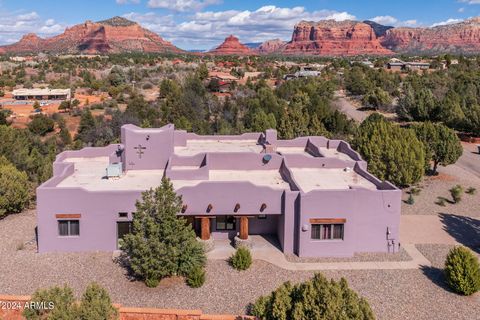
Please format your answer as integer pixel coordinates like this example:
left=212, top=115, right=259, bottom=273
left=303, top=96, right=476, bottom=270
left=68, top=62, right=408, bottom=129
left=200, top=217, right=211, bottom=241
left=239, top=217, right=249, bottom=240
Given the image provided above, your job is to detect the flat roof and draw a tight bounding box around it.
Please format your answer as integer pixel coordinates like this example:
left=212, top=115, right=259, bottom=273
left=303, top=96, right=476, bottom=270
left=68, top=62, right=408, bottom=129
left=12, top=88, right=71, bottom=96
left=276, top=146, right=315, bottom=157
left=174, top=140, right=263, bottom=156
left=172, top=170, right=289, bottom=190
left=290, top=168, right=377, bottom=192
left=56, top=157, right=165, bottom=191
left=319, top=147, right=354, bottom=161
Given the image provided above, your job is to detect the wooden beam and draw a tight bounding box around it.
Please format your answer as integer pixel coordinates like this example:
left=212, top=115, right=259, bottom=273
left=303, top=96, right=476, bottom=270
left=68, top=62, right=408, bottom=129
left=200, top=217, right=211, bottom=241
left=56, top=214, right=81, bottom=219
left=309, top=218, right=346, bottom=224
left=239, top=217, right=249, bottom=240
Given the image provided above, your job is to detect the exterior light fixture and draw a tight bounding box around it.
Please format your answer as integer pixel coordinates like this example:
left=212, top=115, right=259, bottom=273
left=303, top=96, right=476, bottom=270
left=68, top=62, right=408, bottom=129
left=181, top=205, right=188, bottom=213
left=234, top=203, right=241, bottom=212
left=260, top=203, right=267, bottom=212
left=207, top=204, right=213, bottom=213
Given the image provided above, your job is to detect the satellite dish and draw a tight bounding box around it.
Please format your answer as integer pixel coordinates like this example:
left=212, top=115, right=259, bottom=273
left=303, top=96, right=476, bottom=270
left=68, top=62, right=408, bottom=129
left=263, top=154, right=272, bottom=164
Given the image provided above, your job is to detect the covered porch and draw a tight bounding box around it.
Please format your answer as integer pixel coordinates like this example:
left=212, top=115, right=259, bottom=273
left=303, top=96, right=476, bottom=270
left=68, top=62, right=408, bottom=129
left=188, top=214, right=280, bottom=242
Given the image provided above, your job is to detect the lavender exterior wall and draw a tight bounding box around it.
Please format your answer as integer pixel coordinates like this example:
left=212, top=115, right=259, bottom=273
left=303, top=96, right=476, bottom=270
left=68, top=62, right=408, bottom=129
left=121, top=124, right=174, bottom=171
left=36, top=124, right=402, bottom=258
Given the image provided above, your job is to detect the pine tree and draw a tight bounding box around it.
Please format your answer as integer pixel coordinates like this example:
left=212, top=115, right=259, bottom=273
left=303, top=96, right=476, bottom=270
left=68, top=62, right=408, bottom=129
left=123, top=178, right=206, bottom=287
left=78, top=283, right=118, bottom=320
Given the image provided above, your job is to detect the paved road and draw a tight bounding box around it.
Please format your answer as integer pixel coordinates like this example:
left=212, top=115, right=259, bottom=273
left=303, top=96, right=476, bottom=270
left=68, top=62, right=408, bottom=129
left=457, top=143, right=480, bottom=178
left=332, top=91, right=369, bottom=122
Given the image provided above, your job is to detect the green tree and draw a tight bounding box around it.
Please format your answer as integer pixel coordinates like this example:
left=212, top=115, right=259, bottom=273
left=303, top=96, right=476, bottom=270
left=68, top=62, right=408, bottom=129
left=444, top=246, right=480, bottom=296
left=0, top=159, right=30, bottom=217
left=251, top=110, right=277, bottom=132
left=32, top=101, right=41, bottom=111
left=78, top=283, right=118, bottom=320
left=413, top=122, right=463, bottom=174
left=23, top=285, right=77, bottom=320
left=123, top=178, right=206, bottom=287
left=28, top=115, right=55, bottom=136
left=196, top=63, right=209, bottom=81
left=251, top=273, right=375, bottom=320
left=0, top=111, right=7, bottom=125
left=352, top=114, right=425, bottom=187
left=76, top=109, right=96, bottom=142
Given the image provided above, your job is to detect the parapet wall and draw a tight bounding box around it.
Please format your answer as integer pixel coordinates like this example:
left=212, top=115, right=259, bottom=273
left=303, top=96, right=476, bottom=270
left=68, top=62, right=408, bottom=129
left=0, top=295, right=253, bottom=320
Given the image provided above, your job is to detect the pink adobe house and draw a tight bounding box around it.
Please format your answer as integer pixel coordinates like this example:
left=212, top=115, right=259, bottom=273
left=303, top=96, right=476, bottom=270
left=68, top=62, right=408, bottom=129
left=36, top=124, right=401, bottom=257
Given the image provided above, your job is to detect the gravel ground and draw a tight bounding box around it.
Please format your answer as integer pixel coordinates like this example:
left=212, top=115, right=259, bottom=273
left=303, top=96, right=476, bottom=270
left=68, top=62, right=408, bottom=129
left=401, top=163, right=480, bottom=217
left=1, top=210, right=479, bottom=320
left=416, top=244, right=480, bottom=268
left=285, top=247, right=412, bottom=263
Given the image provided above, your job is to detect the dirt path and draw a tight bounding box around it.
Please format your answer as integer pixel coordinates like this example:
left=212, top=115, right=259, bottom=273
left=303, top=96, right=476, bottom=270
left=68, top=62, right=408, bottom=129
left=332, top=91, right=369, bottom=122
left=457, top=143, right=480, bottom=178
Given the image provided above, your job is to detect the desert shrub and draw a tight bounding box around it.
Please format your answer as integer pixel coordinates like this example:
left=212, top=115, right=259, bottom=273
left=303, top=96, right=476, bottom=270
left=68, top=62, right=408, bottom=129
left=435, top=197, right=446, bottom=207
left=186, top=266, right=206, bottom=288
left=230, top=247, right=253, bottom=271
left=444, top=246, right=480, bottom=296
left=466, top=187, right=477, bottom=195
left=142, top=82, right=153, bottom=90
left=449, top=185, right=464, bottom=203
left=251, top=273, right=375, bottom=320
left=78, top=283, right=118, bottom=320
left=123, top=178, right=206, bottom=287
left=410, top=187, right=421, bottom=196
left=406, top=194, right=415, bottom=205
left=23, top=285, right=77, bottom=320
left=0, top=160, right=30, bottom=217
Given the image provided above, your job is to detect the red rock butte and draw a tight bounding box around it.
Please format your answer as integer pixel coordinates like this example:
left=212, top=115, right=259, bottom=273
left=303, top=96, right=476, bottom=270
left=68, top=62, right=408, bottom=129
left=282, top=20, right=392, bottom=56
left=0, top=16, right=182, bottom=54
left=209, top=35, right=256, bottom=55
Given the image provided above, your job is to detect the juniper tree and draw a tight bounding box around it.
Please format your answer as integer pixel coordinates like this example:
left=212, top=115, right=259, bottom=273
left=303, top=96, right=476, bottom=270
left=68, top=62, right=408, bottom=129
left=413, top=122, right=463, bottom=174
left=251, top=273, right=375, bottom=320
left=123, top=178, right=206, bottom=287
left=352, top=114, right=425, bottom=187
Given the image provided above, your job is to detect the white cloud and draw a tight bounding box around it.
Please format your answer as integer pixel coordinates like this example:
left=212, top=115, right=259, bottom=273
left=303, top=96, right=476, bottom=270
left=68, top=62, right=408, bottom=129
left=369, top=15, right=418, bottom=27
left=430, top=18, right=463, bottom=27
left=147, top=0, right=221, bottom=12
left=0, top=11, right=67, bottom=45
left=125, top=6, right=356, bottom=49
left=459, top=0, right=480, bottom=4
left=458, top=7, right=466, bottom=12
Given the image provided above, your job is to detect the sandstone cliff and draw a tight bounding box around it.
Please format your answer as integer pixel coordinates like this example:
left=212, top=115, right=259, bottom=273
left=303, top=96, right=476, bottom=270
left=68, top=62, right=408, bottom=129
left=257, top=39, right=287, bottom=54
left=209, top=35, right=255, bottom=55
left=381, top=18, right=480, bottom=54
left=1, top=16, right=181, bottom=54
left=281, top=20, right=392, bottom=56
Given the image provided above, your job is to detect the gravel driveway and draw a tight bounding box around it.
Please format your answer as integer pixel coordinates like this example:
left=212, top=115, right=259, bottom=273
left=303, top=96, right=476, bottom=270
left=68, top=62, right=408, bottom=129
left=1, top=210, right=479, bottom=320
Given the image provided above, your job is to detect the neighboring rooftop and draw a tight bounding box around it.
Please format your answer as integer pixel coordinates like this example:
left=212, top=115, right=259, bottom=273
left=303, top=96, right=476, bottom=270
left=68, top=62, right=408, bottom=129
left=12, top=88, right=71, bottom=96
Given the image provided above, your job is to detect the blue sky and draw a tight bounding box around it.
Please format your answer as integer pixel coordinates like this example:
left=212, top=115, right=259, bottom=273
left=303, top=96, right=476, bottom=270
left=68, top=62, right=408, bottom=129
left=0, top=0, right=478, bottom=49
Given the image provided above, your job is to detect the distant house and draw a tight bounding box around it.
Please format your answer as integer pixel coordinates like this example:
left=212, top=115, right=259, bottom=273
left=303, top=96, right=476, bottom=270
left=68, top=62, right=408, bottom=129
left=284, top=66, right=321, bottom=80
left=12, top=88, right=71, bottom=101
left=386, top=59, right=430, bottom=72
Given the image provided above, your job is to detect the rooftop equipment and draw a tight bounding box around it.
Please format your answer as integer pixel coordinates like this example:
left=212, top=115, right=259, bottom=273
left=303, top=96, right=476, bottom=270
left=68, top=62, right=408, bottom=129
left=106, top=162, right=123, bottom=179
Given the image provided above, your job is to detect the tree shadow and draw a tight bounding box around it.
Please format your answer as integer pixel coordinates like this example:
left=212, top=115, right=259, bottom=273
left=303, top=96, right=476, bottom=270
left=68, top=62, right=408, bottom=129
left=420, top=265, right=454, bottom=293
left=439, top=213, right=480, bottom=254
left=113, top=252, right=138, bottom=282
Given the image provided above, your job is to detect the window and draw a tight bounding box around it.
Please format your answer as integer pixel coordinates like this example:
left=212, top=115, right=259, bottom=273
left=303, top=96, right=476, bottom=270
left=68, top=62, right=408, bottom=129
left=311, top=224, right=344, bottom=240
left=118, top=212, right=128, bottom=218
left=216, top=216, right=236, bottom=231
left=58, top=220, right=80, bottom=237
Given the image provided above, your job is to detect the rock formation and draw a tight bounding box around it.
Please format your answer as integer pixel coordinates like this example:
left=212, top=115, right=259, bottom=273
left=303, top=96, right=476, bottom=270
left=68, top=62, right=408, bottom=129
left=381, top=18, right=480, bottom=54
left=281, top=20, right=392, bottom=56
left=257, top=39, right=287, bottom=54
left=209, top=35, right=255, bottom=55
left=0, top=16, right=181, bottom=54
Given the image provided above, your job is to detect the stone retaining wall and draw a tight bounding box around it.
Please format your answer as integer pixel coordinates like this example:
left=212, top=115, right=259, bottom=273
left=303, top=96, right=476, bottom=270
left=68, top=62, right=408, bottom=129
left=0, top=295, right=253, bottom=320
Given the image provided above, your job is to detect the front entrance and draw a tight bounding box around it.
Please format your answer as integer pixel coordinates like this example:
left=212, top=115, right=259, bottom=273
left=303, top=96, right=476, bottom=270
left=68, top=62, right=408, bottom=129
left=117, top=221, right=132, bottom=249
